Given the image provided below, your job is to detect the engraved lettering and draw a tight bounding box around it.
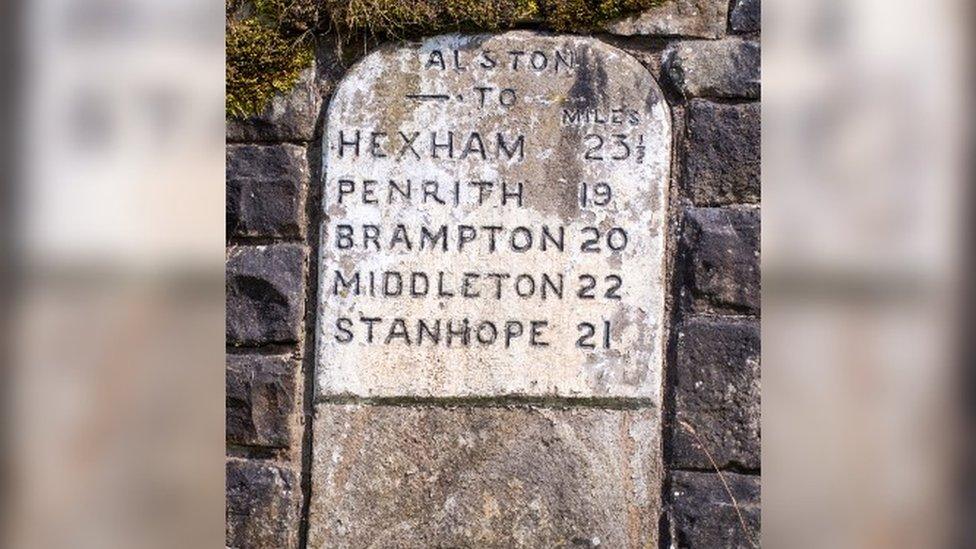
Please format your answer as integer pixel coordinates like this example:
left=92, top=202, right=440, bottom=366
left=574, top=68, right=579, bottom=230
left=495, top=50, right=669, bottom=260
left=362, top=179, right=378, bottom=204
left=502, top=181, right=523, bottom=206
left=420, top=226, right=448, bottom=251
left=431, top=131, right=454, bottom=159
left=333, top=270, right=360, bottom=296
left=446, top=319, right=470, bottom=346
left=530, top=51, right=548, bottom=70
left=480, top=50, right=497, bottom=68
left=385, top=318, right=411, bottom=345
left=338, top=130, right=360, bottom=157
left=554, top=49, right=574, bottom=72
left=370, top=132, right=387, bottom=158
left=335, top=317, right=353, bottom=343
left=337, top=179, right=354, bottom=203
left=497, top=133, right=524, bottom=160
left=410, top=272, right=429, bottom=297
left=460, top=132, right=487, bottom=160
left=426, top=50, right=445, bottom=70
left=508, top=50, right=525, bottom=69
left=398, top=131, right=421, bottom=159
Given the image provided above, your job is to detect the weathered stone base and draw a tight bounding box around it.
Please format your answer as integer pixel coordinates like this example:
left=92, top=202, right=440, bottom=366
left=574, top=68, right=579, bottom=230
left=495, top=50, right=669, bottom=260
left=308, top=404, right=662, bottom=548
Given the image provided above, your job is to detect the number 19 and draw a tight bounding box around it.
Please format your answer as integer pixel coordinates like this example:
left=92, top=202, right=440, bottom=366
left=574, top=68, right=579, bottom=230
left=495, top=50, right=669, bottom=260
left=579, top=182, right=612, bottom=207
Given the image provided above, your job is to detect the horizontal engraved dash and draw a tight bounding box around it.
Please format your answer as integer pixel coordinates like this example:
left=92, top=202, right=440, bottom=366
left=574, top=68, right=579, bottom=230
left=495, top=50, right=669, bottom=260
left=405, top=93, right=450, bottom=100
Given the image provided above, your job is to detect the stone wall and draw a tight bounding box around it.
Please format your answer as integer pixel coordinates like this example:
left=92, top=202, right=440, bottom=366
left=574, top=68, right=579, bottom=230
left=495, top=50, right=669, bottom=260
left=226, top=0, right=760, bottom=546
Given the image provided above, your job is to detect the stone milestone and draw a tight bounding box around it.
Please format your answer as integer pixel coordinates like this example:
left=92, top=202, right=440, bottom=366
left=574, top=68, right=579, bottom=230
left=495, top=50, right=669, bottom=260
left=316, top=32, right=672, bottom=399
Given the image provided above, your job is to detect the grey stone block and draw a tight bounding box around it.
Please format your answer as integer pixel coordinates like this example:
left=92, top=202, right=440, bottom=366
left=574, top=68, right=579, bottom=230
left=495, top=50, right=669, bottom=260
left=308, top=404, right=662, bottom=548
left=227, top=144, right=308, bottom=238
left=227, top=68, right=322, bottom=142
left=664, top=39, right=760, bottom=98
left=683, top=100, right=760, bottom=205
left=226, top=244, right=307, bottom=345
left=226, top=354, right=299, bottom=448
left=226, top=459, right=300, bottom=549
left=670, top=471, right=760, bottom=548
left=606, top=0, right=729, bottom=39
left=682, top=207, right=760, bottom=313
left=671, top=316, right=760, bottom=469
left=730, top=0, right=761, bottom=33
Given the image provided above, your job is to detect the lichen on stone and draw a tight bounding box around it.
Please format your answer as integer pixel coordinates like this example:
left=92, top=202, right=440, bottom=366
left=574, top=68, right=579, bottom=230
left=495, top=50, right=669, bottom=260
left=226, top=0, right=666, bottom=117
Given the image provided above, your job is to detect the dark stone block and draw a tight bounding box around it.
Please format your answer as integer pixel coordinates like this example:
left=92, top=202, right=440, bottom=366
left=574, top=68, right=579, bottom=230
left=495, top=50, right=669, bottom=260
left=226, top=244, right=306, bottom=345
left=226, top=459, right=300, bottom=549
left=664, top=39, right=760, bottom=98
left=671, top=471, right=760, bottom=548
left=226, top=355, right=298, bottom=448
left=226, top=68, right=322, bottom=142
left=683, top=100, right=760, bottom=205
left=227, top=144, right=308, bottom=239
left=682, top=207, right=760, bottom=313
left=671, top=316, right=760, bottom=469
left=730, top=0, right=761, bottom=33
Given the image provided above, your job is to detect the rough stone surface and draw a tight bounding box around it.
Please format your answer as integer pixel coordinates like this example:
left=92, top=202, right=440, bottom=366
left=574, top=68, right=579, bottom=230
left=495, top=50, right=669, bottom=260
left=227, top=68, right=322, bottom=142
left=671, top=317, right=760, bottom=469
left=316, top=31, right=672, bottom=399
left=227, top=144, right=308, bottom=239
left=308, top=404, right=662, bottom=548
left=605, top=0, right=729, bottom=39
left=226, top=459, right=300, bottom=549
left=663, top=39, right=760, bottom=98
left=730, top=0, right=761, bottom=33
left=227, top=244, right=307, bottom=345
left=670, top=471, right=760, bottom=548
left=226, top=354, right=298, bottom=448
left=682, top=207, right=760, bottom=313
left=683, top=100, right=760, bottom=205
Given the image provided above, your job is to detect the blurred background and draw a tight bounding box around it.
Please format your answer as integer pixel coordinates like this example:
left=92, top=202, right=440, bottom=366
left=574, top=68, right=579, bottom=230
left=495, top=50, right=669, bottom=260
left=763, top=0, right=969, bottom=546
left=7, top=1, right=225, bottom=548
left=2, top=0, right=970, bottom=547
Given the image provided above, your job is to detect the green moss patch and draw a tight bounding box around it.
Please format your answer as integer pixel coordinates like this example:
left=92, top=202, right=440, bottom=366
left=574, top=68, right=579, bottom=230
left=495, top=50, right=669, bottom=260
left=542, top=0, right=662, bottom=30
left=325, top=0, right=538, bottom=38
left=227, top=0, right=665, bottom=117
left=226, top=0, right=317, bottom=118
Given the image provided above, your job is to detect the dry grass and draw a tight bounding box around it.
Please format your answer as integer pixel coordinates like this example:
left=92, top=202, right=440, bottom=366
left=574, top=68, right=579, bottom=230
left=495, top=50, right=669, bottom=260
left=678, top=419, right=759, bottom=548
left=226, top=0, right=666, bottom=116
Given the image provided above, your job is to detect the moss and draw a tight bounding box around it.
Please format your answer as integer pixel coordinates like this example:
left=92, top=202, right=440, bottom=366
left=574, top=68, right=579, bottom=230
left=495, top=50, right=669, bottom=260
left=324, top=0, right=540, bottom=38
left=227, top=0, right=665, bottom=117
left=542, top=0, right=656, bottom=30
left=226, top=0, right=316, bottom=118
left=323, top=0, right=663, bottom=37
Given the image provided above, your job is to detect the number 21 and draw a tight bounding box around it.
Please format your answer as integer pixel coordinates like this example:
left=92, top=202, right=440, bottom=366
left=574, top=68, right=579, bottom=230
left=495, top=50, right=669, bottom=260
left=576, top=321, right=612, bottom=349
